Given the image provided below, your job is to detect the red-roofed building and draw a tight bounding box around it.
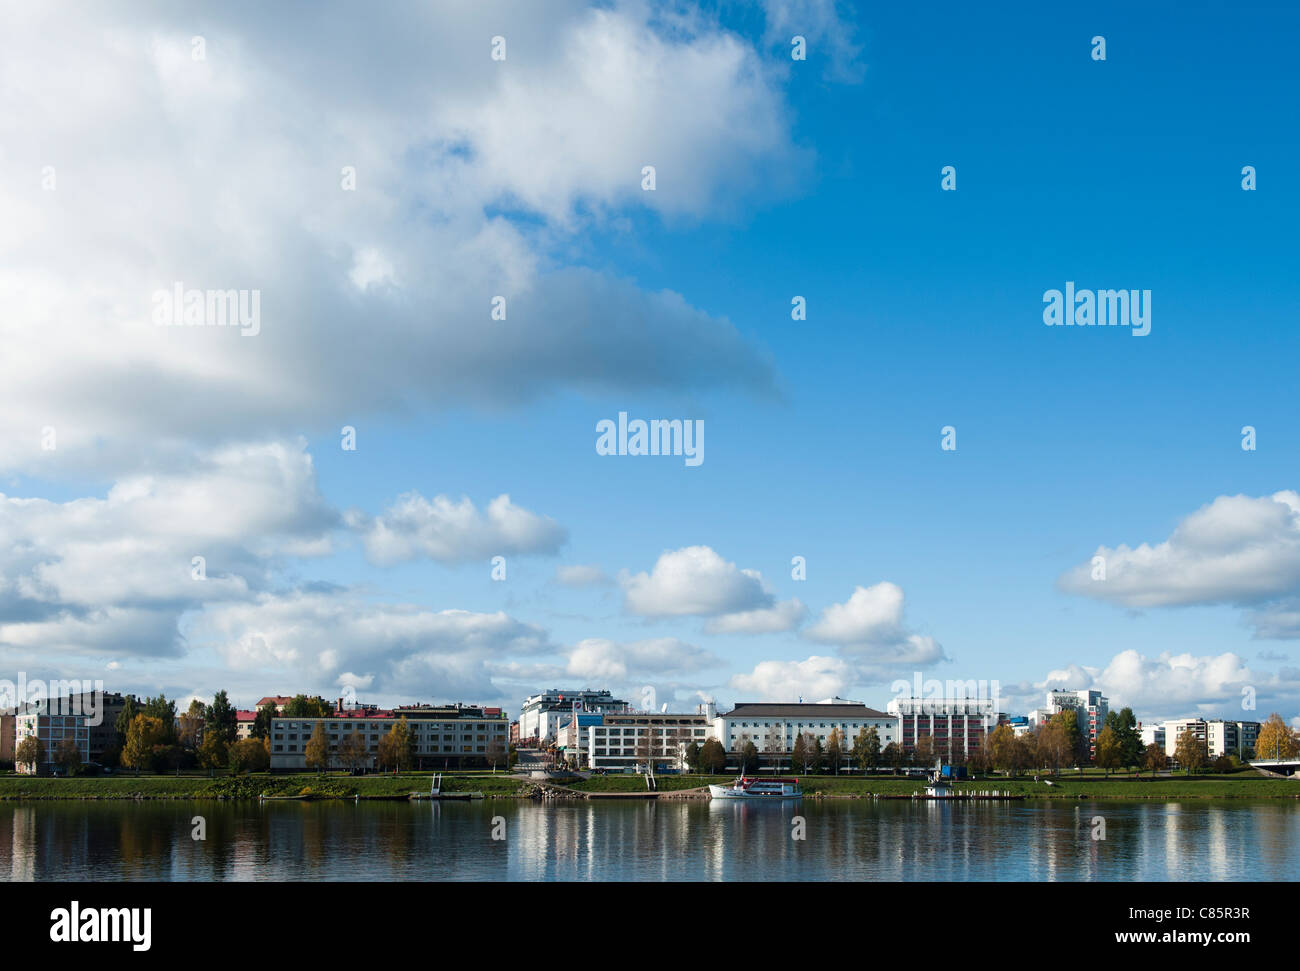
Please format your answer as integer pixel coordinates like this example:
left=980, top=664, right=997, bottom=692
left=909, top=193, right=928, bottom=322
left=255, top=696, right=294, bottom=712
left=235, top=709, right=258, bottom=740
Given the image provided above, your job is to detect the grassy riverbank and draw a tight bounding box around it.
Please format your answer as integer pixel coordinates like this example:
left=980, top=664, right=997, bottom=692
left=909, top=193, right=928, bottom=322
left=0, top=770, right=1294, bottom=801
left=0, top=771, right=527, bottom=801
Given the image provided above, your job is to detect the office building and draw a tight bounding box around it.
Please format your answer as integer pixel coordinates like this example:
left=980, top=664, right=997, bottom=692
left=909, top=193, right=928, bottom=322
left=889, top=697, right=994, bottom=759
left=518, top=689, right=629, bottom=743
left=587, top=712, right=713, bottom=772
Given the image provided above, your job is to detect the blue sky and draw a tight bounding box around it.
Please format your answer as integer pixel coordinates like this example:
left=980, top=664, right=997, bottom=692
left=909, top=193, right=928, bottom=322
left=1, top=1, right=1298, bottom=723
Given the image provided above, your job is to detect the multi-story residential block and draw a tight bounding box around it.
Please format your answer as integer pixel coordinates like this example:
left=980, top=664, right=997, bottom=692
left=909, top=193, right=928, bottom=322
left=1139, top=723, right=1166, bottom=750
left=518, top=689, right=629, bottom=743
left=1029, top=690, right=1109, bottom=758
left=587, top=712, right=713, bottom=772
left=235, top=710, right=258, bottom=740
left=269, top=702, right=509, bottom=771
left=14, top=700, right=90, bottom=775
left=889, top=697, right=994, bottom=759
left=1195, top=719, right=1261, bottom=759
left=719, top=700, right=895, bottom=769
left=1205, top=719, right=1239, bottom=759
left=1162, top=718, right=1207, bottom=760
left=1237, top=720, right=1261, bottom=758
left=53, top=691, right=128, bottom=762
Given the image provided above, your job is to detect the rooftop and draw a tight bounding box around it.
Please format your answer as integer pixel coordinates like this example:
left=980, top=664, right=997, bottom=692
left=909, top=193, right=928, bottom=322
left=725, top=702, right=891, bottom=719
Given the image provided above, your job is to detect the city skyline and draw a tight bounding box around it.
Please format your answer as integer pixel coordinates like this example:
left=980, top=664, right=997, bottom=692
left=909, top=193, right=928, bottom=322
left=2, top=3, right=1299, bottom=727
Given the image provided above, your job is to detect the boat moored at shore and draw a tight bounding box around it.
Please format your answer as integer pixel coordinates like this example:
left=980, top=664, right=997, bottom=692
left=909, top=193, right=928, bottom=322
left=708, top=777, right=802, bottom=799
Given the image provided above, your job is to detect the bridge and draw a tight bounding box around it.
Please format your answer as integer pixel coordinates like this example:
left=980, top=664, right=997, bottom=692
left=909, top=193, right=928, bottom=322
left=1249, top=759, right=1300, bottom=777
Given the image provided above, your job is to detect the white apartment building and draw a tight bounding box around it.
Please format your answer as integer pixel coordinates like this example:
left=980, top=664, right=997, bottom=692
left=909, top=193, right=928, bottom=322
left=718, top=700, right=895, bottom=770
left=1162, top=718, right=1207, bottom=760
left=889, top=696, right=995, bottom=758
left=14, top=701, right=90, bottom=775
left=1169, top=719, right=1261, bottom=760
left=1139, top=723, right=1166, bottom=750
left=586, top=712, right=713, bottom=772
left=518, top=689, right=629, bottom=744
left=1029, top=689, right=1109, bottom=757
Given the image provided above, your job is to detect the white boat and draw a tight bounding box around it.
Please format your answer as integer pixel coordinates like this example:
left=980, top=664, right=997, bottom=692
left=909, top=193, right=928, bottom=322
left=708, top=776, right=801, bottom=799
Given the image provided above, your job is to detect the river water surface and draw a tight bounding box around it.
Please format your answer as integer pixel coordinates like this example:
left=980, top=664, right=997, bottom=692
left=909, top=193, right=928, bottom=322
left=2, top=799, right=1295, bottom=881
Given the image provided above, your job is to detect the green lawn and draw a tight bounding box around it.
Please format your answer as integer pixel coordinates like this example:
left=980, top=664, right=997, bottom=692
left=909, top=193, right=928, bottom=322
left=1, top=769, right=1292, bottom=801
left=0, top=772, right=527, bottom=800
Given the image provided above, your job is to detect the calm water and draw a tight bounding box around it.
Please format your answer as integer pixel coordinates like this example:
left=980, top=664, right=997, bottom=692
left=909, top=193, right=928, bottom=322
left=1, top=799, right=1296, bottom=881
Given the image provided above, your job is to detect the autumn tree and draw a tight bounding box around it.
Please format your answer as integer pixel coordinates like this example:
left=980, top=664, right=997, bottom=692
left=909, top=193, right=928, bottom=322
left=177, top=699, right=205, bottom=749
left=798, top=732, right=821, bottom=774
left=228, top=738, right=270, bottom=774
left=1255, top=713, right=1299, bottom=761
left=913, top=734, right=935, bottom=768
left=763, top=724, right=785, bottom=774
left=15, top=736, right=44, bottom=773
left=791, top=733, right=809, bottom=773
left=825, top=728, right=844, bottom=775
left=987, top=724, right=1016, bottom=775
left=338, top=732, right=369, bottom=774
left=854, top=726, right=881, bottom=774
left=1049, top=710, right=1085, bottom=768
left=1012, top=733, right=1037, bottom=777
left=123, top=715, right=169, bottom=773
left=1038, top=721, right=1071, bottom=776
left=883, top=741, right=904, bottom=774
left=378, top=717, right=415, bottom=771
left=1095, top=726, right=1121, bottom=777
left=1174, top=728, right=1207, bottom=774
left=198, top=733, right=227, bottom=772
left=1143, top=742, right=1167, bottom=776
left=304, top=723, right=331, bottom=774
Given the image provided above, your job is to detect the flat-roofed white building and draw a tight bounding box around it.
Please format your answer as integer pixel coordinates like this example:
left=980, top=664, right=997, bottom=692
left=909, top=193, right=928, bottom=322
left=587, top=712, right=713, bottom=772
left=719, top=700, right=895, bottom=770
left=1162, top=718, right=1207, bottom=760
left=14, top=700, right=90, bottom=775
left=1139, top=723, right=1166, bottom=750
left=1028, top=690, right=1109, bottom=758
